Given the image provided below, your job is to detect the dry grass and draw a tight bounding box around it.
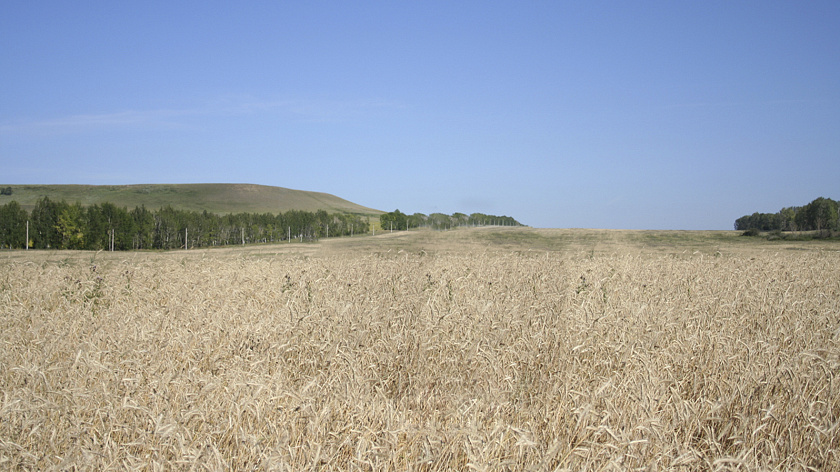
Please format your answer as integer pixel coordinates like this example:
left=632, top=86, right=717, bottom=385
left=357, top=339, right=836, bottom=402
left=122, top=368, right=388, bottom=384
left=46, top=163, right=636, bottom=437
left=1, top=229, right=839, bottom=470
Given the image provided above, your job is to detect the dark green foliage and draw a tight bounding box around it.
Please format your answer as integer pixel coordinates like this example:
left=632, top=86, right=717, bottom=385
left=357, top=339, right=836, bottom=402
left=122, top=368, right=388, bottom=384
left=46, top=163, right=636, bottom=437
left=408, top=213, right=427, bottom=229
left=735, top=212, right=783, bottom=232
left=798, top=197, right=839, bottom=231
left=0, top=199, right=370, bottom=251
left=57, top=202, right=85, bottom=249
left=735, top=197, right=838, bottom=232
left=30, top=197, right=64, bottom=249
left=3, top=200, right=526, bottom=249
left=380, top=209, right=408, bottom=231
left=131, top=205, right=155, bottom=249
left=0, top=187, right=12, bottom=196
left=382, top=210, right=523, bottom=232
left=0, top=201, right=28, bottom=248
left=468, top=213, right=521, bottom=227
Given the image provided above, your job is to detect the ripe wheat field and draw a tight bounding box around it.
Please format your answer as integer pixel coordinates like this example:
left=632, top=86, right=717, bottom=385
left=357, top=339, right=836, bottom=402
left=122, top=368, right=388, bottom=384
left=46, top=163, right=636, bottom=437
left=1, top=228, right=839, bottom=471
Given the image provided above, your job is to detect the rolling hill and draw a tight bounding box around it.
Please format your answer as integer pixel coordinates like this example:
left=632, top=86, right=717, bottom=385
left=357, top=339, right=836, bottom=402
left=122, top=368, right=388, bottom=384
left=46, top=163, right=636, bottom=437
left=0, top=184, right=383, bottom=216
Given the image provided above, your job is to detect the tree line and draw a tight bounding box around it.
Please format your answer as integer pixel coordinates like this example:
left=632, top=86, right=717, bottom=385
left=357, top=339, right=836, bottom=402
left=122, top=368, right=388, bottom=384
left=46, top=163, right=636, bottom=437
left=0, top=197, right=370, bottom=250
left=734, top=197, right=839, bottom=232
left=379, top=209, right=522, bottom=231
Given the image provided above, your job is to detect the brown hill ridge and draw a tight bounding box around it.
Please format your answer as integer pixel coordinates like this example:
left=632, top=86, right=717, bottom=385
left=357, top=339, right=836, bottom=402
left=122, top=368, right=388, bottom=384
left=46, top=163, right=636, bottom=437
left=0, top=183, right=383, bottom=216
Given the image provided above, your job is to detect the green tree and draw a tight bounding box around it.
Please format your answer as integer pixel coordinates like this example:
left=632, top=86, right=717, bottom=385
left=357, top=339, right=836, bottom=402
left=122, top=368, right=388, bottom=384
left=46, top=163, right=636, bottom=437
left=736, top=198, right=838, bottom=232
left=381, top=209, right=408, bottom=231
left=802, top=197, right=839, bottom=231
left=428, top=213, right=452, bottom=230
left=779, top=207, right=799, bottom=231
left=315, top=209, right=329, bottom=238
left=408, top=213, right=427, bottom=229
left=0, top=201, right=28, bottom=248
left=131, top=205, right=155, bottom=249
left=154, top=206, right=182, bottom=249
left=84, top=204, right=107, bottom=249
left=31, top=197, right=64, bottom=248
left=56, top=202, right=85, bottom=249
left=451, top=212, right=468, bottom=227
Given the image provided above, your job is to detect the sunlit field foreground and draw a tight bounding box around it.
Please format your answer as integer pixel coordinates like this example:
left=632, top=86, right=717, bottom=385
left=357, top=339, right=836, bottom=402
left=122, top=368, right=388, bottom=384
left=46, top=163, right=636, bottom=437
left=2, top=228, right=839, bottom=470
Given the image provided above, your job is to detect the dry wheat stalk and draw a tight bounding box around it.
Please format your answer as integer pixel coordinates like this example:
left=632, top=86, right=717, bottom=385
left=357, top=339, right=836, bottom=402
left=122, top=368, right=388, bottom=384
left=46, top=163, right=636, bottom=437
left=1, top=243, right=838, bottom=470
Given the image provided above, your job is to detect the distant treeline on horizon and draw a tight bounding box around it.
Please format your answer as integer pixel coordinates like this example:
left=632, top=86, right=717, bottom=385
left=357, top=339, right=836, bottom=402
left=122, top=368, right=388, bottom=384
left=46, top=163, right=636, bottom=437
left=378, top=209, right=522, bottom=231
left=0, top=197, right=523, bottom=251
left=0, top=196, right=370, bottom=250
left=735, top=197, right=839, bottom=232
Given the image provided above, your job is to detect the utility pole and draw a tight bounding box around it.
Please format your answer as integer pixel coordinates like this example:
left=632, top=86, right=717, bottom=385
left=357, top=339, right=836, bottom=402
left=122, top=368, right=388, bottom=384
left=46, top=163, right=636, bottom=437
left=185, top=227, right=188, bottom=250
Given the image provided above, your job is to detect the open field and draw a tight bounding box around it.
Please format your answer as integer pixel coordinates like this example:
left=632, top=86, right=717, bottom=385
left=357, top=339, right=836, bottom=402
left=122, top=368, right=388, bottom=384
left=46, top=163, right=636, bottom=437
left=2, top=228, right=839, bottom=470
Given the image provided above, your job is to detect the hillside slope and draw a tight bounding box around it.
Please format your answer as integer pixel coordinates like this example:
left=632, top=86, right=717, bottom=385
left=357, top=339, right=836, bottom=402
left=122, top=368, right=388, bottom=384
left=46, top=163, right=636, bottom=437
left=0, top=184, right=383, bottom=216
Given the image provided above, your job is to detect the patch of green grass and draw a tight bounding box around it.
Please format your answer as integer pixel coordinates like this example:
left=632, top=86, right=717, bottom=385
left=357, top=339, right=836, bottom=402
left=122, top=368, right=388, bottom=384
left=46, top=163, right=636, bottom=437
left=628, top=230, right=737, bottom=248
left=475, top=228, right=565, bottom=250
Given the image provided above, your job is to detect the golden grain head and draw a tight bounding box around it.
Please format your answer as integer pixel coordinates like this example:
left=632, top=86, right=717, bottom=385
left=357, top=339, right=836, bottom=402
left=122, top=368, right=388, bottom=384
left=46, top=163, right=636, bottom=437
left=1, top=229, right=838, bottom=470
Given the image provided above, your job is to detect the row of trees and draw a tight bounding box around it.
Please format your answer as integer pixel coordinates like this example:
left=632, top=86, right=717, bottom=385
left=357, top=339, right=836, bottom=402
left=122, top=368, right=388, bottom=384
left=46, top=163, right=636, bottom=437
left=0, top=197, right=370, bottom=250
left=379, top=210, right=522, bottom=231
left=735, top=197, right=839, bottom=232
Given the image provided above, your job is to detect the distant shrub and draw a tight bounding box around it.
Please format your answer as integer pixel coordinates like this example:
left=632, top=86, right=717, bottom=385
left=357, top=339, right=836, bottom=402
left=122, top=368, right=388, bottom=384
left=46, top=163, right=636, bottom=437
left=816, top=229, right=840, bottom=240
left=742, top=228, right=761, bottom=237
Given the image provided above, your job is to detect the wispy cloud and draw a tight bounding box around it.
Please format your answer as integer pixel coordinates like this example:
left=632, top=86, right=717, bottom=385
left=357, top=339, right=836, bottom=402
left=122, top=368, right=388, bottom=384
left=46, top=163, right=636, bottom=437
left=0, top=107, right=203, bottom=136
left=1, top=96, right=405, bottom=136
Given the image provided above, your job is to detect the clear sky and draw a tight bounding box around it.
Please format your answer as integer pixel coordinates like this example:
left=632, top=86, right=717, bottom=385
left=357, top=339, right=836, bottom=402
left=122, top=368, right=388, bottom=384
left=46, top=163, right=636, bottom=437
left=2, top=1, right=838, bottom=229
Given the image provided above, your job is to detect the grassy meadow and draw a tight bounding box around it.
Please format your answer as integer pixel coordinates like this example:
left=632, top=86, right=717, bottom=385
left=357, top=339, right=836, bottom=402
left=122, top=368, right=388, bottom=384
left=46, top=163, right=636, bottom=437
left=0, top=183, right=383, bottom=216
left=1, top=228, right=838, bottom=470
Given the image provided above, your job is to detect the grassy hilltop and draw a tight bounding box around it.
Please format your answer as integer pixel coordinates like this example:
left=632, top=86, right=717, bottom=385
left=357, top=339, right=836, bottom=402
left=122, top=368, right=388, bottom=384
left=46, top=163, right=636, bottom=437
left=0, top=183, right=383, bottom=216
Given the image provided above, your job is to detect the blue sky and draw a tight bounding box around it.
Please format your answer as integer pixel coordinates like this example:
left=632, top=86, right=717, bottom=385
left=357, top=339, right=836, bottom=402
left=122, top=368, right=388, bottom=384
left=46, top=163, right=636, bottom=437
left=2, top=1, right=838, bottom=229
